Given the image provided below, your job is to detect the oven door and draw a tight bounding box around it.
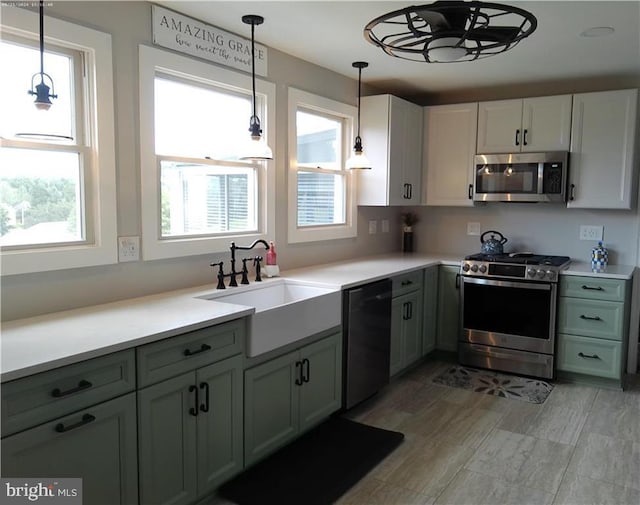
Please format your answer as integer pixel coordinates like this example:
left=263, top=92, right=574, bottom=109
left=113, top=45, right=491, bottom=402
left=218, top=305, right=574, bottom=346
left=460, top=276, right=557, bottom=355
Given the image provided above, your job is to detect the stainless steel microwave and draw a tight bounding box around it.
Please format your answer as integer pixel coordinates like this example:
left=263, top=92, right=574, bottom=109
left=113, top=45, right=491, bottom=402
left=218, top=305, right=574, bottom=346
left=473, top=152, right=569, bottom=203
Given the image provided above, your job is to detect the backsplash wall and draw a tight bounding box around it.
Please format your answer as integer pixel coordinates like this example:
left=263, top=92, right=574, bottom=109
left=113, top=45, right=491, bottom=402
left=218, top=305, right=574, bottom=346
left=413, top=203, right=640, bottom=266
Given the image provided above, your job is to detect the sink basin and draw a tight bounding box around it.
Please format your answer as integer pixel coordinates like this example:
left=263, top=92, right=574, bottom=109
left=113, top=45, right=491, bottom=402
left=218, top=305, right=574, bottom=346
left=198, top=280, right=341, bottom=357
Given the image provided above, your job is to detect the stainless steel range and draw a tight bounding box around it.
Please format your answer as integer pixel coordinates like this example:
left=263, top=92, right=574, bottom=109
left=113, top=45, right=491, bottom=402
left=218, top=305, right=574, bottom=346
left=459, top=253, right=571, bottom=379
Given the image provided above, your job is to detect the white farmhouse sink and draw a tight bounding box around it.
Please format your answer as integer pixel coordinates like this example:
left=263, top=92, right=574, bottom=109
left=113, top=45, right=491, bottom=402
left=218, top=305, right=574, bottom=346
left=198, top=279, right=341, bottom=357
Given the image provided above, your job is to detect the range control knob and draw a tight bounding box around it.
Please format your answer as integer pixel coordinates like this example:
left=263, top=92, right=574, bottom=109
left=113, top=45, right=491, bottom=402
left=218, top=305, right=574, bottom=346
left=537, top=269, right=546, bottom=278
left=470, top=264, right=479, bottom=272
left=527, top=268, right=537, bottom=278
left=462, top=263, right=470, bottom=272
left=479, top=264, right=487, bottom=273
left=546, top=270, right=555, bottom=280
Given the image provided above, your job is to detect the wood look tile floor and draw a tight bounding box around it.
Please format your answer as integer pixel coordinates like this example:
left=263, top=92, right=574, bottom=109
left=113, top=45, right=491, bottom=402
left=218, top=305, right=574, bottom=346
left=338, top=359, right=640, bottom=505
left=213, top=359, right=640, bottom=505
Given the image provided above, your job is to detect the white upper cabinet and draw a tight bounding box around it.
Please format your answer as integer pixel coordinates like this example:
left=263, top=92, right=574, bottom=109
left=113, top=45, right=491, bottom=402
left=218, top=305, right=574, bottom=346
left=358, top=95, right=423, bottom=206
left=568, top=89, right=638, bottom=209
left=423, top=103, right=478, bottom=206
left=477, top=95, right=573, bottom=153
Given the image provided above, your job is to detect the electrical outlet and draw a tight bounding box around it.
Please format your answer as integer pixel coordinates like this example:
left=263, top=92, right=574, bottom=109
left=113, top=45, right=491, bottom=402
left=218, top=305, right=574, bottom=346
left=467, top=222, right=481, bottom=236
left=381, top=219, right=390, bottom=233
left=579, top=225, right=603, bottom=241
left=368, top=220, right=377, bottom=234
left=118, top=236, right=140, bottom=262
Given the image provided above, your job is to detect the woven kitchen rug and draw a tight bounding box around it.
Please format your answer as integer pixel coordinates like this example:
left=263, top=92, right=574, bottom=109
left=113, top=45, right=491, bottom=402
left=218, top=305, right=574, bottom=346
left=217, top=416, right=404, bottom=505
left=432, top=365, right=554, bottom=404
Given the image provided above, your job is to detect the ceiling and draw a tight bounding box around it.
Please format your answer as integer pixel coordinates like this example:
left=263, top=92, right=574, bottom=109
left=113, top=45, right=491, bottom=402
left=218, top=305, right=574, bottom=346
left=156, top=1, right=640, bottom=99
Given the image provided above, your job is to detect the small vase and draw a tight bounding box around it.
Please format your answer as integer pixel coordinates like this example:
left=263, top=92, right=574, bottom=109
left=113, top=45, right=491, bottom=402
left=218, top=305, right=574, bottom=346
left=402, top=225, right=414, bottom=253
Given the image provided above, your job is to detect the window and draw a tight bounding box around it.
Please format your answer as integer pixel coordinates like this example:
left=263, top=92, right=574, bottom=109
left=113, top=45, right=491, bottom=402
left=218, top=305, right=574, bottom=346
left=288, top=88, right=357, bottom=243
left=0, top=7, right=117, bottom=275
left=140, top=46, right=275, bottom=260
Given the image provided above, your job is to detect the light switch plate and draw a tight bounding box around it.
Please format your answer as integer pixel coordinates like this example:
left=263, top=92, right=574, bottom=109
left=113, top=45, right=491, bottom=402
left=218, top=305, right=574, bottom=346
left=381, top=219, right=390, bottom=233
left=118, top=236, right=140, bottom=262
left=368, top=220, right=377, bottom=234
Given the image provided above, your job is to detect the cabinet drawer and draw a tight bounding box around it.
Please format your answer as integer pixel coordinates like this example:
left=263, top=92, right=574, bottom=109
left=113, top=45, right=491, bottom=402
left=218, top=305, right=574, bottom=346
left=392, top=270, right=423, bottom=297
left=137, top=319, right=244, bottom=387
left=558, top=297, right=624, bottom=341
left=1, top=350, right=135, bottom=437
left=560, top=276, right=627, bottom=302
left=556, top=334, right=622, bottom=379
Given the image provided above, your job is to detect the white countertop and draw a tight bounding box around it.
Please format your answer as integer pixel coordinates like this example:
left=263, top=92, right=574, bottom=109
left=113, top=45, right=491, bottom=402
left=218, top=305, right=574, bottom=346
left=1, top=252, right=635, bottom=382
left=562, top=261, right=635, bottom=280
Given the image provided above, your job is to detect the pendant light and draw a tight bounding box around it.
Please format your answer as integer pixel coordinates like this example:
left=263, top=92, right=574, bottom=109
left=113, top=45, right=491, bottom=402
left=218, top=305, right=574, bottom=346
left=29, top=0, right=57, bottom=110
left=239, top=14, right=273, bottom=161
left=345, top=61, right=371, bottom=170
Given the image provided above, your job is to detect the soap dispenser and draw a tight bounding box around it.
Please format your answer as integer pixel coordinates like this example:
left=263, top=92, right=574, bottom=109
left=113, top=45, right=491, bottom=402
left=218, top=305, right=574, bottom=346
left=265, top=241, right=279, bottom=277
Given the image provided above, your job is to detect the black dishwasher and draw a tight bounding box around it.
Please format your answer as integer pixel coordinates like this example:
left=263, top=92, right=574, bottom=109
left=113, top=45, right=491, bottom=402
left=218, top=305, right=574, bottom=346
left=342, top=278, right=393, bottom=410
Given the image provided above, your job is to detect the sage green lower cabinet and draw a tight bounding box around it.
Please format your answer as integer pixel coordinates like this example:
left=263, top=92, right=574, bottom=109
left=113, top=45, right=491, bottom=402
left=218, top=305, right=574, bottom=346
left=557, top=275, right=630, bottom=385
left=138, top=355, right=243, bottom=505
left=244, top=332, right=342, bottom=467
left=422, top=266, right=438, bottom=355
left=390, top=291, right=423, bottom=376
left=436, top=265, right=460, bottom=352
left=1, top=392, right=138, bottom=505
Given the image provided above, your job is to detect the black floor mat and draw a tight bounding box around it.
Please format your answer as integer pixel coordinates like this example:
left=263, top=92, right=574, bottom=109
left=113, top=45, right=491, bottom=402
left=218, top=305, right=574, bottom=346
left=217, top=416, right=405, bottom=505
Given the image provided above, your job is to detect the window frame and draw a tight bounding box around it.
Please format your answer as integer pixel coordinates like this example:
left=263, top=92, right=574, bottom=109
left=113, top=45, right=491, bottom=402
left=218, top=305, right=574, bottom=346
left=0, top=7, right=117, bottom=275
left=287, top=87, right=357, bottom=244
left=139, top=45, right=275, bottom=260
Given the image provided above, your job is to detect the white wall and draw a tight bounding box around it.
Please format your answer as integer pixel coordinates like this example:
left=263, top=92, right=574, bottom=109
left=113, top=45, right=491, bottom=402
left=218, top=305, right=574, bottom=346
left=0, top=2, right=401, bottom=321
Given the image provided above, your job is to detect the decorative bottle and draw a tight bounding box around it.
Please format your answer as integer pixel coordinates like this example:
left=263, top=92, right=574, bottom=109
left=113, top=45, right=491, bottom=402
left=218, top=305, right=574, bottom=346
left=591, top=241, right=608, bottom=272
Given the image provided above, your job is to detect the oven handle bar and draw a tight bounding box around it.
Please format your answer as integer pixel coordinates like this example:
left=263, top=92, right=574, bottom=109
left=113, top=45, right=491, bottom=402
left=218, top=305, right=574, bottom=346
left=462, top=276, right=552, bottom=291
left=467, top=344, right=551, bottom=363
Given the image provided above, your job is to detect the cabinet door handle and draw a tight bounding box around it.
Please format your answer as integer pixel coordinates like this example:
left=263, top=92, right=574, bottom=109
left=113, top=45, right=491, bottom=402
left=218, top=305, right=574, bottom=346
left=189, top=385, right=199, bottom=416
left=468, top=184, right=473, bottom=200
left=408, top=301, right=413, bottom=319
left=55, top=413, right=96, bottom=433
left=183, top=343, right=212, bottom=357
left=402, top=302, right=409, bottom=320
left=403, top=183, right=410, bottom=199
left=580, top=314, right=602, bottom=321
left=455, top=273, right=461, bottom=289
left=199, top=382, right=210, bottom=413
left=523, top=129, right=528, bottom=146
left=515, top=129, right=520, bottom=146
left=407, top=184, right=413, bottom=199
left=578, top=352, right=601, bottom=360
left=295, top=361, right=303, bottom=386
left=569, top=183, right=576, bottom=201
left=302, top=358, right=310, bottom=383
left=581, top=285, right=603, bottom=291
left=51, top=379, right=92, bottom=398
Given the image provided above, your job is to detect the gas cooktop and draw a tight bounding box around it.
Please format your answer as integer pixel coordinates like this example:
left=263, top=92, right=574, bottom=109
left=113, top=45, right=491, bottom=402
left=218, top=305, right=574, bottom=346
left=461, top=253, right=571, bottom=281
left=465, top=253, right=571, bottom=267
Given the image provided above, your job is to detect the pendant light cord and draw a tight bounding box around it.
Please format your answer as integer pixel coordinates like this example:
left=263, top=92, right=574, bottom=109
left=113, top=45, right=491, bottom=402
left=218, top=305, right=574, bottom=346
left=250, top=21, right=257, bottom=121
left=356, top=66, right=362, bottom=138
left=39, top=0, right=45, bottom=83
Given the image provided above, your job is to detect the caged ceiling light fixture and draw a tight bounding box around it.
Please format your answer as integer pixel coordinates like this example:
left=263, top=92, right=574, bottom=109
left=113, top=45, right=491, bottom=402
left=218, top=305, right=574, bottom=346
left=345, top=61, right=372, bottom=170
left=29, top=0, right=57, bottom=110
left=364, top=1, right=537, bottom=63
left=239, top=14, right=273, bottom=161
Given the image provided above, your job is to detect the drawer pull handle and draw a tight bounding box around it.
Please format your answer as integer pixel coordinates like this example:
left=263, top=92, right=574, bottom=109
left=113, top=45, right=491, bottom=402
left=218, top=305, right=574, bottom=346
left=581, top=285, right=603, bottom=291
left=51, top=379, right=92, bottom=398
left=580, top=315, right=602, bottom=321
left=401, top=280, right=413, bottom=286
left=578, top=352, right=600, bottom=360
left=183, top=343, right=212, bottom=357
left=55, top=413, right=96, bottom=433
